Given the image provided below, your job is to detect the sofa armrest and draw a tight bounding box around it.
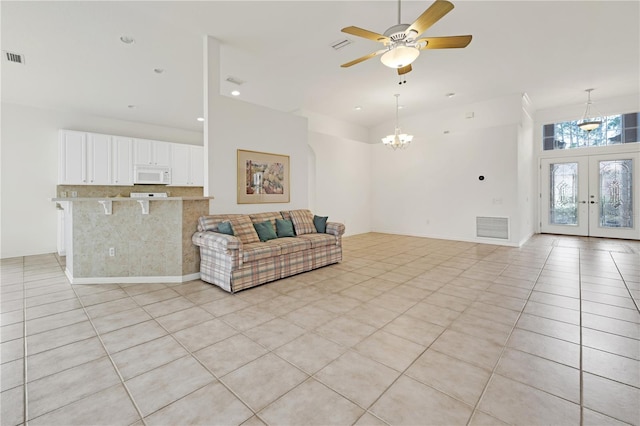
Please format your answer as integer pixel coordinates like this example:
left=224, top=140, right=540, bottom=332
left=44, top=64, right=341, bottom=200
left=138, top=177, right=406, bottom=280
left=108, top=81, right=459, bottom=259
left=326, top=222, right=345, bottom=237
left=192, top=231, right=242, bottom=253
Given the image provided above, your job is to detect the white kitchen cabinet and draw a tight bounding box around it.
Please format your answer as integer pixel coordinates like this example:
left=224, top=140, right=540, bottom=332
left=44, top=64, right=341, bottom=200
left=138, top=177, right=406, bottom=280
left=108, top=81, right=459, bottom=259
left=190, top=146, right=204, bottom=186
left=58, top=130, right=87, bottom=184
left=134, top=139, right=171, bottom=167
left=58, top=130, right=134, bottom=186
left=112, top=136, right=134, bottom=185
left=170, top=144, right=204, bottom=186
left=87, top=133, right=112, bottom=185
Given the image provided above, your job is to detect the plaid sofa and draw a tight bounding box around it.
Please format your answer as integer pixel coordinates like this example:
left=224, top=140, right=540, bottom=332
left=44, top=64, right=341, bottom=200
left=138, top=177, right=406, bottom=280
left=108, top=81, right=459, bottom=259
left=192, top=210, right=345, bottom=293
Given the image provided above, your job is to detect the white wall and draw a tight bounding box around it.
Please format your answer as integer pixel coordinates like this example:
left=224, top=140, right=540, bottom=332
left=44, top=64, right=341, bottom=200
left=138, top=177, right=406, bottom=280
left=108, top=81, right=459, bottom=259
left=308, top=132, right=371, bottom=236
left=515, top=94, right=535, bottom=245
left=0, top=102, right=203, bottom=258
left=370, top=94, right=525, bottom=245
left=207, top=96, right=309, bottom=214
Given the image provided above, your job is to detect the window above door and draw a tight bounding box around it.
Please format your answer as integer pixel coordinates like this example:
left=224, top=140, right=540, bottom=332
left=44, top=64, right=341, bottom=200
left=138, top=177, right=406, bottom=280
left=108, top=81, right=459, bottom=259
left=543, top=112, right=639, bottom=151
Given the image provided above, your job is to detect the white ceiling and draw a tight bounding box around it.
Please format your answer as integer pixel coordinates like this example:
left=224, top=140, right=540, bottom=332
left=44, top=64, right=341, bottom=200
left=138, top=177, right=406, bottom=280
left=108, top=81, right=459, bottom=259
left=2, top=1, right=639, bottom=134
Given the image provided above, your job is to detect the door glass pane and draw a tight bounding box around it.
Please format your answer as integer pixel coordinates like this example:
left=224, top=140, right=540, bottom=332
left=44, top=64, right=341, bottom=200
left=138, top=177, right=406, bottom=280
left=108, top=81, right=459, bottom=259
left=550, top=163, right=578, bottom=225
left=599, top=159, right=634, bottom=228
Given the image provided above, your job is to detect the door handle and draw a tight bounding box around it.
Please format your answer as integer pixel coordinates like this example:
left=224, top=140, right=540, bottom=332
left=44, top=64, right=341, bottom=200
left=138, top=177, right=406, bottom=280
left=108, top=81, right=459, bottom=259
left=590, top=201, right=598, bottom=204
left=579, top=201, right=587, bottom=204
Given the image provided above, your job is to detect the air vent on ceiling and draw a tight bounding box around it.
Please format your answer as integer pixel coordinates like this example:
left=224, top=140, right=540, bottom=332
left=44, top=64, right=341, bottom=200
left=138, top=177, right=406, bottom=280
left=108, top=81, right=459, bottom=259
left=226, top=76, right=244, bottom=86
left=3, top=51, right=25, bottom=64
left=330, top=38, right=353, bottom=50
left=476, top=216, right=509, bottom=240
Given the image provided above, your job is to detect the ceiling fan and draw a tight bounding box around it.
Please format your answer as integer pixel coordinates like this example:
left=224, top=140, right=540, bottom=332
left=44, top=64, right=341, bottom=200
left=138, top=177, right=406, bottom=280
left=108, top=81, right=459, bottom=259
left=340, top=0, right=472, bottom=76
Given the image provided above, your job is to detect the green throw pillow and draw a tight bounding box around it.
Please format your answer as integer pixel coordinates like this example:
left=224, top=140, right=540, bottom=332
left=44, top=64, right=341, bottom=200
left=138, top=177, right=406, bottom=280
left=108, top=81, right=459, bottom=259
left=313, top=215, right=328, bottom=233
left=217, top=221, right=234, bottom=235
left=276, top=219, right=295, bottom=237
left=253, top=221, right=278, bottom=242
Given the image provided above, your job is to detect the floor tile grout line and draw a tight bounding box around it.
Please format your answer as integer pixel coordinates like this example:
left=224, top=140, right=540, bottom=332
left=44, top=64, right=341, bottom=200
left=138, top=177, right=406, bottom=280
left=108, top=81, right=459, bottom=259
left=22, top=256, right=28, bottom=426
left=128, top=292, right=263, bottom=424
left=609, top=251, right=640, bottom=314
left=579, top=248, right=584, bottom=426
left=65, top=282, right=149, bottom=426
left=467, top=244, right=557, bottom=425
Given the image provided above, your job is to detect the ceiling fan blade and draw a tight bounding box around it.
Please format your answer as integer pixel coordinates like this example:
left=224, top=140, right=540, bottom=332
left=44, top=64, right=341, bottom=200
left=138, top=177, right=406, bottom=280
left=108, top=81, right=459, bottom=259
left=418, top=35, right=472, bottom=49
left=340, top=50, right=385, bottom=68
left=341, top=26, right=389, bottom=43
left=397, top=64, right=412, bottom=75
left=405, top=0, right=455, bottom=38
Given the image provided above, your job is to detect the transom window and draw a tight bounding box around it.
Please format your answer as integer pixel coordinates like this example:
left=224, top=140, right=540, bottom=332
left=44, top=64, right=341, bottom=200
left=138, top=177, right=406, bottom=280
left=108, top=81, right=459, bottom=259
left=543, top=112, right=639, bottom=151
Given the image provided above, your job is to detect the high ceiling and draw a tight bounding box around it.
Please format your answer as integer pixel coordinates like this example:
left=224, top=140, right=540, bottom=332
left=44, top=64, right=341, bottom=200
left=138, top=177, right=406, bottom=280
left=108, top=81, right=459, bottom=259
left=2, top=1, right=639, bottom=134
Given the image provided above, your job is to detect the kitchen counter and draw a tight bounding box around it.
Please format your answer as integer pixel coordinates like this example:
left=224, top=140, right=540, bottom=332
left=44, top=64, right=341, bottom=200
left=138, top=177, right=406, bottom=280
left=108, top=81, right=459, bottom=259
left=54, top=196, right=211, bottom=284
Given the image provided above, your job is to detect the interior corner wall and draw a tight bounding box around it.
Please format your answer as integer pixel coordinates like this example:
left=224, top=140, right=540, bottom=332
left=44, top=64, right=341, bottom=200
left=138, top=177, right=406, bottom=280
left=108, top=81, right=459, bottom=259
left=0, top=102, right=203, bottom=258
left=206, top=96, right=309, bottom=214
left=369, top=94, right=523, bottom=245
left=308, top=132, right=371, bottom=236
left=515, top=95, right=535, bottom=245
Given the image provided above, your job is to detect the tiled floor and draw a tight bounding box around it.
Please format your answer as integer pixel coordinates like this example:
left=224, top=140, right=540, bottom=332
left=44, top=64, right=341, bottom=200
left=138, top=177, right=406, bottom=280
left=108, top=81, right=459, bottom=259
left=1, top=233, right=639, bottom=425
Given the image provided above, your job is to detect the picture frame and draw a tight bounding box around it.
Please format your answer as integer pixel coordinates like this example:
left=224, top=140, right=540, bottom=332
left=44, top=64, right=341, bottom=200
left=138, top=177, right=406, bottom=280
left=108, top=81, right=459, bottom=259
left=237, top=149, right=290, bottom=204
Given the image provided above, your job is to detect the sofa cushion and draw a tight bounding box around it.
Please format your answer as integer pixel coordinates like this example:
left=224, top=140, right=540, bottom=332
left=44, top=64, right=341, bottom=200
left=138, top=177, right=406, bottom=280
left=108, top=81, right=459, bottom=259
left=249, top=212, right=283, bottom=229
left=243, top=242, right=281, bottom=263
left=276, top=219, right=295, bottom=237
left=217, top=221, right=234, bottom=235
left=313, top=215, right=328, bottom=233
left=229, top=215, right=260, bottom=244
left=253, top=221, right=278, bottom=242
left=296, top=233, right=336, bottom=248
left=289, top=209, right=317, bottom=235
left=263, top=237, right=311, bottom=255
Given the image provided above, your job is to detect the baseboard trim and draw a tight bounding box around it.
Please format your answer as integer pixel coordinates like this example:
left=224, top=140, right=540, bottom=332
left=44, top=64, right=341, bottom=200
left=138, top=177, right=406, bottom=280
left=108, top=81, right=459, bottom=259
left=65, top=270, right=200, bottom=284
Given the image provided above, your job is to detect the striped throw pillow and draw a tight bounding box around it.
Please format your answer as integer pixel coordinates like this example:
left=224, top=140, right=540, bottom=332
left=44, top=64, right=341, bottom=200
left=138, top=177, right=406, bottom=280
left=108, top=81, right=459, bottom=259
left=229, top=215, right=260, bottom=244
left=288, top=209, right=317, bottom=235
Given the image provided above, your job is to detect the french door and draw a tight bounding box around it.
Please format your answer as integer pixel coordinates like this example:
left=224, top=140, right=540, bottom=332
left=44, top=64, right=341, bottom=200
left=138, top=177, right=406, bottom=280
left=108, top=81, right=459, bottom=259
left=541, top=152, right=639, bottom=239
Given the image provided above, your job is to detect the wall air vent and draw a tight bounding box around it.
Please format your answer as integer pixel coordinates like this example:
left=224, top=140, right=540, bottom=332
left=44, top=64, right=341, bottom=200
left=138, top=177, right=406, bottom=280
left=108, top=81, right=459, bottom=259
left=3, top=51, right=25, bottom=64
left=476, top=216, right=509, bottom=240
left=330, top=38, right=353, bottom=50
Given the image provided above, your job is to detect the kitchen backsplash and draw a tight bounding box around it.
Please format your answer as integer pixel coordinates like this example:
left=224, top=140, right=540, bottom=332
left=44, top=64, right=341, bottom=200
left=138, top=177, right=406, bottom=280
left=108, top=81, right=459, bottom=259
left=57, top=185, right=204, bottom=198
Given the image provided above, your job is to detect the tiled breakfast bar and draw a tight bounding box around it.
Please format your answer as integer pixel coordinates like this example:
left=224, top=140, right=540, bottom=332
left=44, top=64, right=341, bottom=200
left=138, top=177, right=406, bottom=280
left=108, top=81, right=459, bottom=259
left=52, top=196, right=211, bottom=284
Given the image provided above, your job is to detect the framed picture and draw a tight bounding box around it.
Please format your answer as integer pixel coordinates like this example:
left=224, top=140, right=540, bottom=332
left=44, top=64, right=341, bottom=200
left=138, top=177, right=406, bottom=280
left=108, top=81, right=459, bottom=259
left=237, top=149, right=290, bottom=204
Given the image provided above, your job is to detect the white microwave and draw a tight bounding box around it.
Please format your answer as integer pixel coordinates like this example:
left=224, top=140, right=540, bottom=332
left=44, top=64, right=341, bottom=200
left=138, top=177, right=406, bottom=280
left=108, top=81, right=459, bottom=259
left=134, top=165, right=172, bottom=185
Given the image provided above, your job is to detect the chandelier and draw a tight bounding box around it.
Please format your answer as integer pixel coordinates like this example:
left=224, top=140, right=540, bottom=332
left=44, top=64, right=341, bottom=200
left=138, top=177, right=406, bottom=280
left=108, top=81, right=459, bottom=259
left=577, top=88, right=602, bottom=132
left=382, top=94, right=413, bottom=150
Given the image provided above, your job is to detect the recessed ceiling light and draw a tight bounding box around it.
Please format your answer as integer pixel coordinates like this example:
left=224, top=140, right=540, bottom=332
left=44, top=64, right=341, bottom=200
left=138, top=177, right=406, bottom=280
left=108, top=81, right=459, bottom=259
left=153, top=68, right=164, bottom=74
left=231, top=90, right=240, bottom=96
left=398, top=105, right=405, bottom=109
left=127, top=105, right=136, bottom=109
left=120, top=36, right=135, bottom=45
left=446, top=92, right=455, bottom=98
left=354, top=106, right=362, bottom=111
left=196, top=117, right=205, bottom=122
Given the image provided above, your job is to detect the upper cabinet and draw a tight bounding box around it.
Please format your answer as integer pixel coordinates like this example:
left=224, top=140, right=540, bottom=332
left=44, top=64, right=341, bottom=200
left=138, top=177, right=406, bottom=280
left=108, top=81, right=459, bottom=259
left=58, top=129, right=203, bottom=187
left=86, top=133, right=112, bottom=185
left=170, top=144, right=204, bottom=186
left=134, top=139, right=171, bottom=167
left=59, top=130, right=87, bottom=184
left=112, top=136, right=134, bottom=185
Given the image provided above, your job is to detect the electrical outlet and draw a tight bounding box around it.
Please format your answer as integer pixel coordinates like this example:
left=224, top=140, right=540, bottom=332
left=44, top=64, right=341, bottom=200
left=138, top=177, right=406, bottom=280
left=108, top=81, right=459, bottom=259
left=71, top=191, right=78, bottom=198
left=109, top=247, right=115, bottom=257
left=60, top=191, right=67, bottom=198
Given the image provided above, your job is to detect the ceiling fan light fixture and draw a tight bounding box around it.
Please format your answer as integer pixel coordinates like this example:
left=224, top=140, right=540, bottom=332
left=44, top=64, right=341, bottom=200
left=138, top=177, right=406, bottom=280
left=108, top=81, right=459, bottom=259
left=380, top=45, right=420, bottom=69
